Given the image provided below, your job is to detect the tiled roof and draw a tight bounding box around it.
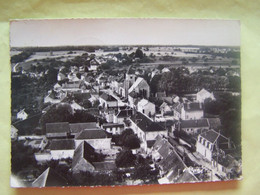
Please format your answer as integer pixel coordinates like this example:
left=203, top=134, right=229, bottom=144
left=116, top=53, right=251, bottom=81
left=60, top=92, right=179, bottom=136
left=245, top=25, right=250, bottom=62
left=117, top=109, right=133, bottom=118
left=72, top=141, right=96, bottom=169
left=48, top=139, right=75, bottom=150
left=128, top=77, right=148, bottom=94
left=46, top=122, right=70, bottom=134
left=32, top=167, right=68, bottom=187
left=181, top=119, right=209, bottom=128
left=131, top=112, right=165, bottom=132
left=100, top=93, right=117, bottom=102
left=102, top=123, right=124, bottom=128
left=207, top=118, right=221, bottom=129
left=69, top=122, right=98, bottom=134
left=75, top=129, right=108, bottom=140
left=200, top=130, right=219, bottom=143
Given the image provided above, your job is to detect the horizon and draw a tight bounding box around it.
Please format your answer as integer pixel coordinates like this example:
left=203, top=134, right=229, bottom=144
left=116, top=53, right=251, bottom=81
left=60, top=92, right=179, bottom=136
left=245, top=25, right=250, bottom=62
left=10, top=19, right=240, bottom=47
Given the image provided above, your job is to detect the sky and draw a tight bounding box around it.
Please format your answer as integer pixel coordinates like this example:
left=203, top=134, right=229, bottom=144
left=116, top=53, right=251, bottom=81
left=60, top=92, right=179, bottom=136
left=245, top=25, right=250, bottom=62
left=10, top=19, right=240, bottom=47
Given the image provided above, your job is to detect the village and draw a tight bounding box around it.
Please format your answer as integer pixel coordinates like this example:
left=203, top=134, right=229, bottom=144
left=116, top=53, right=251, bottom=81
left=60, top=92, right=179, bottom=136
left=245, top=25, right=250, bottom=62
left=10, top=46, right=242, bottom=187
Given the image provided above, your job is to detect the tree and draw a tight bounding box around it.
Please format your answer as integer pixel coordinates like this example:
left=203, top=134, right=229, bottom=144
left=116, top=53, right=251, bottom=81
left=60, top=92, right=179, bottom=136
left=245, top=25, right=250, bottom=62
left=40, top=103, right=73, bottom=128
left=115, top=149, right=136, bottom=168
left=118, top=128, right=140, bottom=149
left=135, top=48, right=144, bottom=59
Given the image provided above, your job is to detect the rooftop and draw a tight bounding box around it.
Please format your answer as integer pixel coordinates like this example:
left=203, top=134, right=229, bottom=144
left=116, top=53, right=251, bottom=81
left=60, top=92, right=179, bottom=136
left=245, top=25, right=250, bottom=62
left=131, top=112, right=165, bottom=132
left=32, top=167, right=68, bottom=187
left=46, top=122, right=70, bottom=134
left=181, top=119, right=209, bottom=129
left=75, top=129, right=108, bottom=140
left=69, top=122, right=98, bottom=134
left=100, top=93, right=117, bottom=102
left=48, top=139, right=75, bottom=150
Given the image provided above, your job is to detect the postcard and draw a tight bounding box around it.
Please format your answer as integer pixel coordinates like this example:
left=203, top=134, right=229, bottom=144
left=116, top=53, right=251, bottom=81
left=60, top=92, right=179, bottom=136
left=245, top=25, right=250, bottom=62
left=10, top=18, right=242, bottom=187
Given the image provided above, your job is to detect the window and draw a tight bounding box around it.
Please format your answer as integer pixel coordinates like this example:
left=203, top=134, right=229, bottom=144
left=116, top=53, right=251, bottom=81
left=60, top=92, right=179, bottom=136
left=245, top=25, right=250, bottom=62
left=203, top=139, right=206, bottom=146
left=207, top=142, right=210, bottom=149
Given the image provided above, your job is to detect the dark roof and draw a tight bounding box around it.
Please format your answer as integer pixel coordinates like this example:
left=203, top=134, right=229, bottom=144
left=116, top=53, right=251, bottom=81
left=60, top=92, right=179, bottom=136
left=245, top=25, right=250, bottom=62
left=32, top=167, right=68, bottom=187
left=184, top=102, right=203, bottom=111
left=102, top=123, right=124, bottom=128
left=100, top=93, right=117, bottom=102
left=147, top=140, right=156, bottom=148
left=48, top=139, right=75, bottom=150
left=117, top=109, right=133, bottom=118
left=126, top=65, right=135, bottom=74
left=73, top=92, right=91, bottom=100
left=75, top=129, right=108, bottom=139
left=46, top=122, right=70, bottom=134
left=72, top=141, right=96, bottom=169
left=131, top=112, right=166, bottom=132
left=207, top=118, right=221, bottom=129
left=200, top=130, right=219, bottom=143
left=69, top=122, right=97, bottom=134
left=158, top=150, right=186, bottom=173
left=181, top=119, right=209, bottom=129
left=92, top=162, right=116, bottom=171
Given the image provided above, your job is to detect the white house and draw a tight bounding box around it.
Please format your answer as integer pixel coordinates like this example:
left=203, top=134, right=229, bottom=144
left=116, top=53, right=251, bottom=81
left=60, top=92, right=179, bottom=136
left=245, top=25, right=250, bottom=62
left=99, top=93, right=118, bottom=109
left=17, top=109, right=28, bottom=120
left=102, top=123, right=124, bottom=135
left=11, top=125, right=18, bottom=140
left=181, top=102, right=204, bottom=120
left=196, top=88, right=215, bottom=103
left=180, top=119, right=209, bottom=135
left=130, top=112, right=167, bottom=152
left=196, top=129, right=232, bottom=162
left=128, top=77, right=150, bottom=99
left=137, top=98, right=156, bottom=117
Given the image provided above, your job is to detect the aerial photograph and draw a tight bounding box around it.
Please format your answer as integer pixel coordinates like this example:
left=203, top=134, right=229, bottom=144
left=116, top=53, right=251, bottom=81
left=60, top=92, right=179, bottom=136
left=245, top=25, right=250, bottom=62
left=10, top=19, right=242, bottom=187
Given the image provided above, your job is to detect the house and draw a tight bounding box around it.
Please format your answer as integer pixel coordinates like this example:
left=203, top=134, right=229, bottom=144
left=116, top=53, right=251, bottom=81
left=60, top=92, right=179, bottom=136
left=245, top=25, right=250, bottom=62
left=57, top=72, right=66, bottom=81
left=75, top=129, right=111, bottom=150
left=160, top=102, right=172, bottom=116
left=102, top=123, right=124, bottom=135
left=44, top=90, right=65, bottom=104
left=17, top=109, right=28, bottom=120
left=72, top=141, right=96, bottom=174
left=11, top=125, right=18, bottom=140
left=113, top=108, right=133, bottom=124
left=70, top=101, right=84, bottom=112
left=69, top=122, right=98, bottom=137
left=161, top=67, right=170, bottom=73
left=151, top=135, right=187, bottom=180
left=196, top=130, right=236, bottom=177
left=180, top=119, right=209, bottom=135
left=48, top=139, right=75, bottom=160
left=196, top=88, right=215, bottom=103
left=181, top=102, right=204, bottom=120
left=89, top=58, right=100, bottom=71
left=128, top=91, right=141, bottom=108
left=130, top=112, right=167, bottom=152
left=32, top=167, right=68, bottom=187
left=53, top=83, right=62, bottom=91
left=61, top=81, right=84, bottom=92
left=99, top=93, right=118, bottom=109
left=196, top=129, right=233, bottom=162
left=172, top=102, right=183, bottom=120
left=137, top=98, right=156, bottom=117
left=128, top=77, right=150, bottom=99
left=46, top=122, right=70, bottom=138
